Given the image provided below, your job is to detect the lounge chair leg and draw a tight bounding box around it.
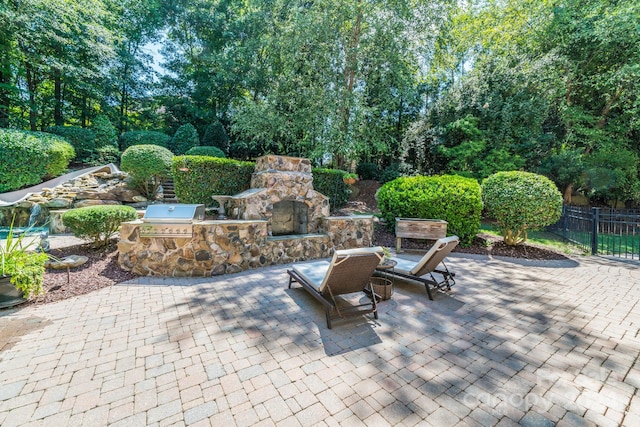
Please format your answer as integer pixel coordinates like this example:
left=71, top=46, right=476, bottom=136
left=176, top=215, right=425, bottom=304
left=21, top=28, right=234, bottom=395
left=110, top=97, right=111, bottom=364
left=424, top=283, right=434, bottom=300
left=326, top=310, right=332, bottom=329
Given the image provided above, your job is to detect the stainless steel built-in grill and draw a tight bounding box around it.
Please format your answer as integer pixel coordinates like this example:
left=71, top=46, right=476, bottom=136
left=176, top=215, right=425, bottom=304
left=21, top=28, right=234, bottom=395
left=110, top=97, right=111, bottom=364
left=140, top=204, right=205, bottom=238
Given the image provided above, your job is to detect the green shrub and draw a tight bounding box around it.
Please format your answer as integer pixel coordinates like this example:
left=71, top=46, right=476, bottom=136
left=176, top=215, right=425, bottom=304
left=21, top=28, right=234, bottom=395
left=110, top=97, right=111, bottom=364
left=201, top=120, right=229, bottom=154
left=120, top=144, right=174, bottom=199
left=377, top=174, right=483, bottom=245
left=90, top=145, right=120, bottom=166
left=44, top=135, right=76, bottom=177
left=356, top=162, right=381, bottom=180
left=185, top=146, right=226, bottom=158
left=119, top=130, right=170, bottom=151
left=62, top=205, right=138, bottom=248
left=47, top=125, right=96, bottom=163
left=311, top=168, right=351, bottom=210
left=91, top=115, right=118, bottom=148
left=482, top=171, right=562, bottom=246
left=172, top=156, right=254, bottom=204
left=0, top=129, right=75, bottom=192
left=379, top=163, right=402, bottom=184
left=170, top=123, right=199, bottom=155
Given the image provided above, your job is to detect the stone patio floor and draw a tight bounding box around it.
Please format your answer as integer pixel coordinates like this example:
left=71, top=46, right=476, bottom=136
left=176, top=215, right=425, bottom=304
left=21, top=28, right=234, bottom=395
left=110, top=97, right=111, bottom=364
left=1, top=251, right=640, bottom=426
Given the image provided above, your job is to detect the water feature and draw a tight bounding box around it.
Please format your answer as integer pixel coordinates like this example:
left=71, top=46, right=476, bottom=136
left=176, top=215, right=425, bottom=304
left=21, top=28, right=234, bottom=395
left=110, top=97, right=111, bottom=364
left=0, top=203, right=47, bottom=239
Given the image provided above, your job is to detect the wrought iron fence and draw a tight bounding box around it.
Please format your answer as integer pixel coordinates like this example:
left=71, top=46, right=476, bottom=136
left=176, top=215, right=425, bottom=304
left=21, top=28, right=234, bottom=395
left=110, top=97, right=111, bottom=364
left=548, top=206, right=640, bottom=260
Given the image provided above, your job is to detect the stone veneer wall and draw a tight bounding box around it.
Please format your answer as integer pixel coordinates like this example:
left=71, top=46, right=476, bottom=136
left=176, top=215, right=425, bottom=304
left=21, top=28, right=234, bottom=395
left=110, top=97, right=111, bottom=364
left=117, top=215, right=375, bottom=277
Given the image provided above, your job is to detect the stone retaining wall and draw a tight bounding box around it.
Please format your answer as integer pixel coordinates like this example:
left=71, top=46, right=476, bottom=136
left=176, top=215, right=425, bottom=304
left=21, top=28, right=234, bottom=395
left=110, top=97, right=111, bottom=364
left=118, top=215, right=375, bottom=277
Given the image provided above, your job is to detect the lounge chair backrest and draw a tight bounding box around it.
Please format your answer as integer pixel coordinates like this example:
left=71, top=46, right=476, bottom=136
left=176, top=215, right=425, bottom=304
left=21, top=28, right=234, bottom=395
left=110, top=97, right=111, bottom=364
left=409, top=236, right=459, bottom=277
left=319, top=246, right=384, bottom=295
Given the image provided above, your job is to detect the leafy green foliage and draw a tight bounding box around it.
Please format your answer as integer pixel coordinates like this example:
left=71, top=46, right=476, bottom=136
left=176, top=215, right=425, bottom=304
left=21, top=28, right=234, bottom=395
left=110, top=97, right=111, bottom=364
left=356, top=162, right=381, bottom=180
left=201, top=120, right=229, bottom=154
left=92, top=115, right=118, bottom=148
left=90, top=145, right=121, bottom=166
left=379, top=163, right=402, bottom=184
left=119, top=131, right=170, bottom=151
left=0, top=129, right=75, bottom=192
left=170, top=124, right=200, bottom=155
left=172, top=156, right=254, bottom=205
left=0, top=216, right=48, bottom=298
left=62, top=205, right=138, bottom=248
left=377, top=175, right=483, bottom=245
left=47, top=126, right=97, bottom=164
left=184, top=146, right=226, bottom=158
left=583, top=147, right=640, bottom=207
left=482, top=171, right=563, bottom=245
left=311, top=168, right=351, bottom=210
left=120, top=145, right=174, bottom=199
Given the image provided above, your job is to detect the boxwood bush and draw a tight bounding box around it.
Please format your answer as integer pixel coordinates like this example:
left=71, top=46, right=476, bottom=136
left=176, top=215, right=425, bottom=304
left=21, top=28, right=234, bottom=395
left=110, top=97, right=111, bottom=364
left=184, top=146, right=226, bottom=158
left=0, top=129, right=75, bottom=192
left=172, top=156, right=254, bottom=204
left=91, top=115, right=118, bottom=148
left=377, top=174, right=483, bottom=245
left=47, top=125, right=96, bottom=164
left=482, top=171, right=563, bottom=245
left=120, top=144, right=174, bottom=199
left=62, top=205, right=138, bottom=248
left=119, top=130, right=170, bottom=151
left=311, top=168, right=351, bottom=210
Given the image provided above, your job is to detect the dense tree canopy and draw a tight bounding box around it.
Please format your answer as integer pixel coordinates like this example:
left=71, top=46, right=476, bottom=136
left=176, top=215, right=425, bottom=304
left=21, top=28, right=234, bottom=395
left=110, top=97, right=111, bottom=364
left=1, top=0, right=638, bottom=206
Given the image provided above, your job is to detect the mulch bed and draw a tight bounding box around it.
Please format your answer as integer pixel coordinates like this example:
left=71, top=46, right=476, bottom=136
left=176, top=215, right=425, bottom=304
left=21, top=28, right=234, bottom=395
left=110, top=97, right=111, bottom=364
left=28, top=241, right=136, bottom=306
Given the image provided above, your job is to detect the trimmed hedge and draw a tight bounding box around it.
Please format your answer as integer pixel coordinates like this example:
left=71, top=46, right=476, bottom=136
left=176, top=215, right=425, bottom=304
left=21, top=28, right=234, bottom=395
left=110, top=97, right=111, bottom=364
left=47, top=125, right=96, bottom=163
left=482, top=171, right=562, bottom=245
left=62, top=205, right=138, bottom=248
left=119, top=130, right=170, bottom=151
left=311, top=168, right=351, bottom=210
left=0, top=129, right=75, bottom=192
left=377, top=174, right=483, bottom=245
left=185, top=146, right=226, bottom=158
left=120, top=144, right=174, bottom=199
left=172, top=156, right=254, bottom=205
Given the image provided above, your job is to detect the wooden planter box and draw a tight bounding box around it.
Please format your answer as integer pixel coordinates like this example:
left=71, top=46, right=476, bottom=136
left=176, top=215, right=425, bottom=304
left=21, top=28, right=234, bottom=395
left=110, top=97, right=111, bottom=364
left=395, top=218, right=448, bottom=253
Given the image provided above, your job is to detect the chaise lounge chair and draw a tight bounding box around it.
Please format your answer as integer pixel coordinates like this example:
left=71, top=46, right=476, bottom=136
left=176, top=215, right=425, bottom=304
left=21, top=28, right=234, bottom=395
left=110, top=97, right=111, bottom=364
left=386, top=235, right=459, bottom=300
left=287, top=246, right=385, bottom=329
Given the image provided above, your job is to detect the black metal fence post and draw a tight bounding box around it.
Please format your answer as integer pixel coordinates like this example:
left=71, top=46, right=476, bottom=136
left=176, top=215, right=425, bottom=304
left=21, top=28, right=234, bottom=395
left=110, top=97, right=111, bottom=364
left=591, top=207, right=599, bottom=255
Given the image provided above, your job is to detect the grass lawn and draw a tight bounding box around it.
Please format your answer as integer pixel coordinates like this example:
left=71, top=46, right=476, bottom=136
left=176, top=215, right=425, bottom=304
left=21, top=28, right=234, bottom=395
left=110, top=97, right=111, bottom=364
left=479, top=221, right=589, bottom=255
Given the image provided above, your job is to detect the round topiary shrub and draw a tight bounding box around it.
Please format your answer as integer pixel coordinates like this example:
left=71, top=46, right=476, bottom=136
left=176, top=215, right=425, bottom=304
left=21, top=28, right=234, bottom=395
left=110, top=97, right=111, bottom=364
left=377, top=174, right=483, bottom=245
left=120, top=144, right=174, bottom=199
left=184, top=146, right=226, bottom=158
left=170, top=123, right=199, bottom=155
left=482, top=171, right=563, bottom=246
left=62, top=205, right=138, bottom=248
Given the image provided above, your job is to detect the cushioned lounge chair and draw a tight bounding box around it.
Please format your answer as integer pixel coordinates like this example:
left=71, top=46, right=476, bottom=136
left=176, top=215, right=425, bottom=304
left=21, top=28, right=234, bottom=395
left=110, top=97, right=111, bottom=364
left=287, top=246, right=385, bottom=329
left=386, top=235, right=459, bottom=300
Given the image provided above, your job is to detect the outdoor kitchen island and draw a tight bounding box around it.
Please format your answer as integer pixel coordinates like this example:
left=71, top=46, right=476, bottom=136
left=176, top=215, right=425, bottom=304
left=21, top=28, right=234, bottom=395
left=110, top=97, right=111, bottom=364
left=117, top=155, right=374, bottom=277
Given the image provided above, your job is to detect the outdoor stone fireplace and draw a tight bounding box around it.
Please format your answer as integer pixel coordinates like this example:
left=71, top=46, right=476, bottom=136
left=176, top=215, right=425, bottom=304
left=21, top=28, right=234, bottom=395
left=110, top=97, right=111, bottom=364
left=230, top=155, right=329, bottom=235
left=118, top=155, right=374, bottom=277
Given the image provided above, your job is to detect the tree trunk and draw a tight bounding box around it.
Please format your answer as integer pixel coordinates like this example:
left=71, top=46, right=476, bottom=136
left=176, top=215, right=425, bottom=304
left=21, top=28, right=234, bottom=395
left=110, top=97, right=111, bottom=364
left=0, top=68, right=9, bottom=128
left=337, top=3, right=363, bottom=169
left=24, top=61, right=38, bottom=131
left=53, top=68, right=63, bottom=126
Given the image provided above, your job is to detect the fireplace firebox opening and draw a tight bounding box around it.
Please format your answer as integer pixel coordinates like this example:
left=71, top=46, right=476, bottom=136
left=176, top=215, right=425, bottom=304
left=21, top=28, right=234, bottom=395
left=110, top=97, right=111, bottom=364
left=271, top=201, right=309, bottom=236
